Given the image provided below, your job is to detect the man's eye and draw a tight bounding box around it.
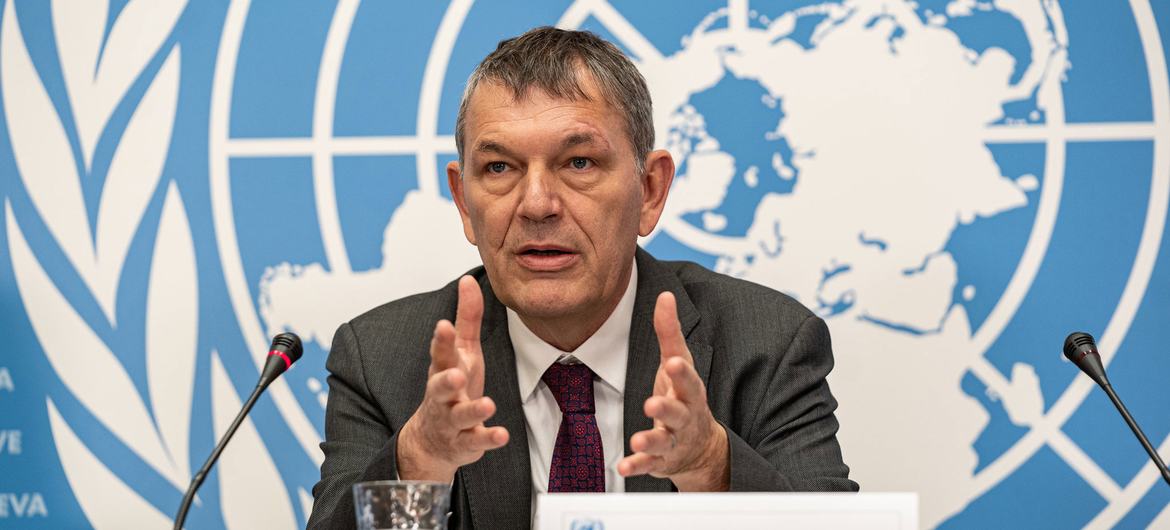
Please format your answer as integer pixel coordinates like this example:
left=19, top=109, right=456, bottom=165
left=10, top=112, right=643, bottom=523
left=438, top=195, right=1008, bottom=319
left=569, top=157, right=591, bottom=170
left=487, top=162, right=508, bottom=174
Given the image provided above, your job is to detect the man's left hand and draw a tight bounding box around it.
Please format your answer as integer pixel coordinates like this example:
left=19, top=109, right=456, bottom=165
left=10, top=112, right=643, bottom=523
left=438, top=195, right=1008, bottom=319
left=617, top=292, right=730, bottom=492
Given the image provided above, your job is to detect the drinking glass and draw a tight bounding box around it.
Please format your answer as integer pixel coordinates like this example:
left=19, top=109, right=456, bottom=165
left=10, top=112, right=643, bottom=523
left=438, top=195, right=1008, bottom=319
left=352, top=480, right=451, bottom=530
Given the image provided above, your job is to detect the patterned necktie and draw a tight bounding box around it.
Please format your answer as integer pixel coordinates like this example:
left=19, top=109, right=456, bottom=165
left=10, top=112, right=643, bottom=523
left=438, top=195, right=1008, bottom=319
left=542, top=362, right=605, bottom=492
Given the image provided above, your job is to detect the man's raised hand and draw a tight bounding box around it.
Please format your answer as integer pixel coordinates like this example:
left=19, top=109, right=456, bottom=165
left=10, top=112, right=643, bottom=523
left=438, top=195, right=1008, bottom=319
left=397, top=276, right=509, bottom=482
left=617, top=292, right=730, bottom=491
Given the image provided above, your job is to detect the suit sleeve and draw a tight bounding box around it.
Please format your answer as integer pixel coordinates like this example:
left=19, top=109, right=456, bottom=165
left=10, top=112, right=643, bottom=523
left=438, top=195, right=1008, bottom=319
left=307, top=322, right=403, bottom=530
left=725, top=314, right=859, bottom=492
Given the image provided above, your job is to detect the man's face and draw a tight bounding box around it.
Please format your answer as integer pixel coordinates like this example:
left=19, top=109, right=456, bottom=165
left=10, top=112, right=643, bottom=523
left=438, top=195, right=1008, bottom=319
left=448, top=72, right=670, bottom=325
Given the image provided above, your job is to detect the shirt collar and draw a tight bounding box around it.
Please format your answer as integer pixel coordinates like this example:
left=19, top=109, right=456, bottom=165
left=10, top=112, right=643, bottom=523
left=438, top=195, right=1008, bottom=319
left=508, top=260, right=637, bottom=402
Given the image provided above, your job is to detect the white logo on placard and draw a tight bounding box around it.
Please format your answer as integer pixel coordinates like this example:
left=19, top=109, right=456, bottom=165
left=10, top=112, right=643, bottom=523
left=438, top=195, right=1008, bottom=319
left=570, top=518, right=606, bottom=530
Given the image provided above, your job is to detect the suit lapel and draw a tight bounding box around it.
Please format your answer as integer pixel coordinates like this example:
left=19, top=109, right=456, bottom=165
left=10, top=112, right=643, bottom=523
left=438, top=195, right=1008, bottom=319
left=623, top=248, right=713, bottom=492
left=459, top=277, right=532, bottom=528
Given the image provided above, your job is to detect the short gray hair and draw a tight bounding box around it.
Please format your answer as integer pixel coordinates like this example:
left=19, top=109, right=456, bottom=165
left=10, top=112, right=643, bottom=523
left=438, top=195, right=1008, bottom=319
left=454, top=27, right=654, bottom=173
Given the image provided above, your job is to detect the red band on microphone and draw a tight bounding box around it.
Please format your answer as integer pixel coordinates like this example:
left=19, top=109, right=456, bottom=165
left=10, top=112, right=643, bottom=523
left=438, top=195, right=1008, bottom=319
left=269, top=350, right=291, bottom=370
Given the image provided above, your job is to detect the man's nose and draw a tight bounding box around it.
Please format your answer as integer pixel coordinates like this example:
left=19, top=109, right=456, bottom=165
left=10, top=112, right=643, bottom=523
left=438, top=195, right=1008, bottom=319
left=516, top=165, right=562, bottom=222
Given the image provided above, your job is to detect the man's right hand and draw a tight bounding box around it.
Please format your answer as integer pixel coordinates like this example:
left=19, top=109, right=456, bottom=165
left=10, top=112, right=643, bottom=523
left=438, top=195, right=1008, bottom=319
left=397, top=275, right=510, bottom=482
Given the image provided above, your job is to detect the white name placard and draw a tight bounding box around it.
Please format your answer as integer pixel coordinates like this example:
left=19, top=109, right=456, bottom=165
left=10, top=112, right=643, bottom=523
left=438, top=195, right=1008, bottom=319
left=535, top=492, right=918, bottom=530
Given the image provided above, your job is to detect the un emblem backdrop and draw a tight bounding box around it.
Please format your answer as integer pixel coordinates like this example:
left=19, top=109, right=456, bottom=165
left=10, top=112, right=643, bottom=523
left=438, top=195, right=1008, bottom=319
left=3, top=0, right=1170, bottom=528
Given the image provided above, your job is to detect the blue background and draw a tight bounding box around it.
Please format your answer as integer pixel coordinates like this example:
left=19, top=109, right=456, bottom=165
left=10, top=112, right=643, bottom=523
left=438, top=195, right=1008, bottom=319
left=3, top=1, right=1170, bottom=528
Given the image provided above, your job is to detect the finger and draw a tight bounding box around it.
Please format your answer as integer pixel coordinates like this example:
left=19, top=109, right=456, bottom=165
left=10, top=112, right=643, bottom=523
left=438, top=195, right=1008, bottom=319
left=430, top=320, right=459, bottom=372
left=448, top=397, right=496, bottom=430
left=644, top=395, right=691, bottom=428
left=456, top=425, right=510, bottom=452
left=629, top=427, right=676, bottom=456
left=454, top=276, right=484, bottom=350
left=663, top=356, right=705, bottom=405
left=425, top=367, right=467, bottom=404
left=618, top=452, right=666, bottom=477
left=654, top=292, right=693, bottom=364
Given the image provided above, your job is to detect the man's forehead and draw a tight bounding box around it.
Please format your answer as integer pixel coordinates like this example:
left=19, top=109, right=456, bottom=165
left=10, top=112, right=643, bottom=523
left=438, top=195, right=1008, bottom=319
left=472, top=129, right=611, bottom=155
left=469, top=76, right=603, bottom=112
left=464, top=84, right=622, bottom=149
left=477, top=61, right=604, bottom=102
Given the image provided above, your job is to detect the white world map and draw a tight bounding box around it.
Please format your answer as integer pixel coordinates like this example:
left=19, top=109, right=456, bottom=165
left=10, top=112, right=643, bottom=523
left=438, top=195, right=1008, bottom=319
left=260, top=1, right=1070, bottom=526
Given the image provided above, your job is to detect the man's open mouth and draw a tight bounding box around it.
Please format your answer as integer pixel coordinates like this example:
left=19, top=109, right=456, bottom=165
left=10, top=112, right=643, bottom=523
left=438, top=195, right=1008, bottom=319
left=516, top=246, right=578, bottom=271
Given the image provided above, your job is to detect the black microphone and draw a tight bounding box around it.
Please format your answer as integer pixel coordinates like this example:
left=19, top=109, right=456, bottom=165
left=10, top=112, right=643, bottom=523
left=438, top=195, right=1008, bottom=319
left=173, top=333, right=304, bottom=529
left=1063, top=331, right=1170, bottom=487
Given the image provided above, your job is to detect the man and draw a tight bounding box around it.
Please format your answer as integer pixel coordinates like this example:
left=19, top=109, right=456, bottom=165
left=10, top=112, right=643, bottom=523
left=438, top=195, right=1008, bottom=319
left=308, top=27, right=856, bottom=529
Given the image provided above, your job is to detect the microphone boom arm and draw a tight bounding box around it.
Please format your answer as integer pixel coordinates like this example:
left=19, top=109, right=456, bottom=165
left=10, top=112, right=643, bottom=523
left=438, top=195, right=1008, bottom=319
left=172, top=333, right=303, bottom=529
left=1099, top=382, right=1170, bottom=486
left=173, top=382, right=268, bottom=529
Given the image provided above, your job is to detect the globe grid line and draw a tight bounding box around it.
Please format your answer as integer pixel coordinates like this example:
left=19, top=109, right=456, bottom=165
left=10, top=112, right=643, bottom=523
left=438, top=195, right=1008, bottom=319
left=728, top=0, right=749, bottom=34
left=222, top=135, right=459, bottom=158
left=558, top=0, right=664, bottom=62
left=1083, top=0, right=1170, bottom=524
left=203, top=0, right=1170, bottom=525
left=953, top=0, right=1165, bottom=515
left=964, top=0, right=1170, bottom=523
left=209, top=0, right=324, bottom=467
left=965, top=20, right=1073, bottom=513
left=414, top=0, right=473, bottom=199
left=1047, top=428, right=1123, bottom=499
left=311, top=0, right=361, bottom=275
left=209, top=0, right=478, bottom=470
left=216, top=121, right=1161, bottom=162
left=982, top=122, right=1160, bottom=142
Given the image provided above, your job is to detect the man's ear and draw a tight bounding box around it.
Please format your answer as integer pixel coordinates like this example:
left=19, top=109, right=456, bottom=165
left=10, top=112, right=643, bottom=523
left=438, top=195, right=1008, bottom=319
left=638, top=150, right=676, bottom=236
left=447, top=160, right=477, bottom=245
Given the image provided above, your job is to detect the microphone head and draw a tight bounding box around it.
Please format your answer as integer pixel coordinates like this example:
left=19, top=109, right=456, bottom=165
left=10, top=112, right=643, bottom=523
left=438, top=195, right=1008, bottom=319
left=259, top=332, right=303, bottom=387
left=1064, top=331, right=1109, bottom=386
left=270, top=332, right=304, bottom=365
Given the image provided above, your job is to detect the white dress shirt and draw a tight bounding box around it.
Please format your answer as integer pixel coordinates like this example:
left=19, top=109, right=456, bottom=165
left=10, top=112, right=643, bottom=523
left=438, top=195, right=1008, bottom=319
left=507, top=261, right=637, bottom=499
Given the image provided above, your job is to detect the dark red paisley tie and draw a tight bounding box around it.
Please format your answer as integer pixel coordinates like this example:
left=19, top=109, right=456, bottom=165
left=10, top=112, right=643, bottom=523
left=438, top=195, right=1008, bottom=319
left=542, top=362, right=605, bottom=492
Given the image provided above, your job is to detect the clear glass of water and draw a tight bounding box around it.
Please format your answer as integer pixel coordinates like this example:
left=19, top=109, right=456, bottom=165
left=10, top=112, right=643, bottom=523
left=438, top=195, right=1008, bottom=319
left=352, top=480, right=451, bottom=530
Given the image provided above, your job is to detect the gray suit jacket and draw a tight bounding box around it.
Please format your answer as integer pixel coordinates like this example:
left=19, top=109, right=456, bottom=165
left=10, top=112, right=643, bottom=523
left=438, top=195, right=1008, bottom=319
left=308, top=248, right=857, bottom=529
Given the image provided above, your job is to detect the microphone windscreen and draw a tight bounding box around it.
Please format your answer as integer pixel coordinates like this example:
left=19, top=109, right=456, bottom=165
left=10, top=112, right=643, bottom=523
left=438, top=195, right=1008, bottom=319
left=270, top=332, right=303, bottom=365
left=1063, top=331, right=1109, bottom=386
